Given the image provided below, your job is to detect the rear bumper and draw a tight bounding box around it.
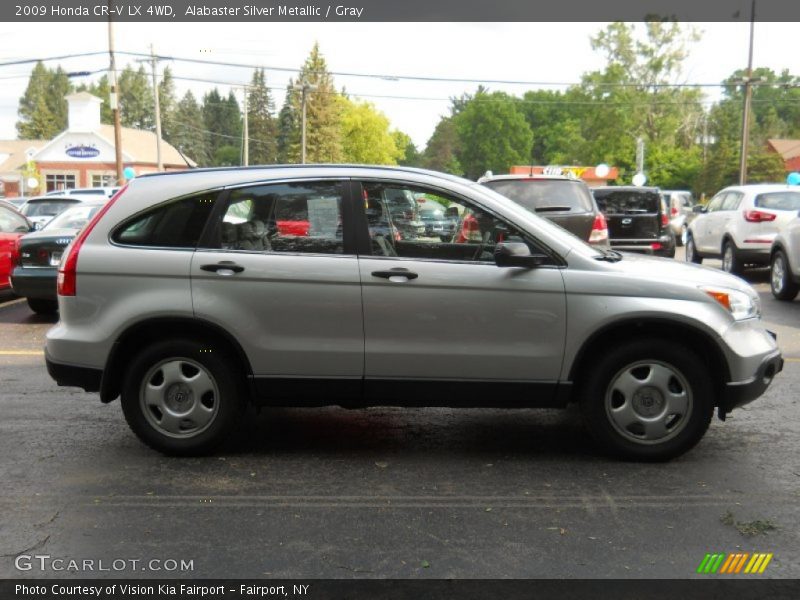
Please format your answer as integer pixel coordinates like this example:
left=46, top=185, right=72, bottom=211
left=610, top=235, right=675, bottom=255
left=10, top=266, right=57, bottom=300
left=45, top=348, right=102, bottom=393
left=720, top=349, right=783, bottom=417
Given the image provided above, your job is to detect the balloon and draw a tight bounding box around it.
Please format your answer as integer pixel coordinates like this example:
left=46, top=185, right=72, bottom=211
left=595, top=163, right=610, bottom=178
left=632, top=172, right=647, bottom=187
left=123, top=166, right=136, bottom=180
left=787, top=172, right=800, bottom=186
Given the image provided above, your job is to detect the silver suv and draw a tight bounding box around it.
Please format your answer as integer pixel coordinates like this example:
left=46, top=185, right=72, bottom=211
left=45, top=166, right=783, bottom=460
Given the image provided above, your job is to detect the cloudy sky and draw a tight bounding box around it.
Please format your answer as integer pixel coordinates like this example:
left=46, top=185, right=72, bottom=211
left=0, top=21, right=796, bottom=149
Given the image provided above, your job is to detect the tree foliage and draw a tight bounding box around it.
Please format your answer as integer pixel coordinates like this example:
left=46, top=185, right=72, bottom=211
left=17, top=62, right=72, bottom=138
left=339, top=98, right=402, bottom=164
left=247, top=68, right=278, bottom=165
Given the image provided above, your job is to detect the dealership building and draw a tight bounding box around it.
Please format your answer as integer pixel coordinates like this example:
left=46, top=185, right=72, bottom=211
left=0, top=92, right=193, bottom=198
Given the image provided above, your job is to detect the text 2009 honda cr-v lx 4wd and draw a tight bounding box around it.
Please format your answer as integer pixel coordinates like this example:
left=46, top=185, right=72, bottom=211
left=45, top=166, right=783, bottom=460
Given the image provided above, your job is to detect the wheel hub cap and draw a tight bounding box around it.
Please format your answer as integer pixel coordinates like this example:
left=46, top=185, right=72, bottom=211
left=165, top=383, right=194, bottom=413
left=632, top=386, right=665, bottom=417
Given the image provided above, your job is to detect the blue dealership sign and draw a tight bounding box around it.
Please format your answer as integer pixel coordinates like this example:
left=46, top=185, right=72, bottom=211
left=65, top=145, right=100, bottom=159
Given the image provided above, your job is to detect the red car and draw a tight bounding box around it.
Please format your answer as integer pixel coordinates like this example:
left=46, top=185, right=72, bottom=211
left=0, top=204, right=34, bottom=292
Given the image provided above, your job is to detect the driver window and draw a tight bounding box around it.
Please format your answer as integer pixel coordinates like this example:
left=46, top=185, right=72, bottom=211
left=362, top=182, right=533, bottom=263
left=706, top=194, right=726, bottom=212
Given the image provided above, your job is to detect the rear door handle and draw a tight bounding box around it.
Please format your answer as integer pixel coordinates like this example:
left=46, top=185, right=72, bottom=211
left=200, top=262, right=245, bottom=274
left=371, top=268, right=418, bottom=281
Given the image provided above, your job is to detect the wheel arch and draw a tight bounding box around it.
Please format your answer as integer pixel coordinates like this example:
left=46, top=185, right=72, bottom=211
left=100, top=317, right=254, bottom=403
left=567, top=318, right=731, bottom=402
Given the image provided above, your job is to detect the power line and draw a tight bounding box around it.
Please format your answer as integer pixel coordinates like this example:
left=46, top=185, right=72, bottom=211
left=0, top=51, right=107, bottom=68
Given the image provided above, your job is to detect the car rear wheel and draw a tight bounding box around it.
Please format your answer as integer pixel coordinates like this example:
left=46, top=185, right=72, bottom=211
left=722, top=240, right=743, bottom=275
left=771, top=250, right=799, bottom=301
left=685, top=235, right=702, bottom=264
left=120, top=339, right=245, bottom=455
left=579, top=340, right=714, bottom=461
left=26, top=298, right=58, bottom=314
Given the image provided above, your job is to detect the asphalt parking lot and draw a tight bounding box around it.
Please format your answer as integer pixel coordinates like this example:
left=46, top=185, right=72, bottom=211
left=1, top=249, right=799, bottom=579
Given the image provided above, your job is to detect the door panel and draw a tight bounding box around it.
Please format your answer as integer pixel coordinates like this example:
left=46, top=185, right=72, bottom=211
left=359, top=257, right=566, bottom=382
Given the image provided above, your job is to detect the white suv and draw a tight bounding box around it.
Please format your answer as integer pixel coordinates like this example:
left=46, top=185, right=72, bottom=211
left=686, top=184, right=800, bottom=274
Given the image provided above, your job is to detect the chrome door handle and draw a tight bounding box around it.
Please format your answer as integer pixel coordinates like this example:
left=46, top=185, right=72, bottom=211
left=200, top=262, right=245, bottom=274
left=371, top=268, right=418, bottom=281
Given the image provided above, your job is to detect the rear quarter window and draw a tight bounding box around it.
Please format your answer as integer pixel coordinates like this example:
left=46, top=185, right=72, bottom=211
left=112, top=193, right=218, bottom=248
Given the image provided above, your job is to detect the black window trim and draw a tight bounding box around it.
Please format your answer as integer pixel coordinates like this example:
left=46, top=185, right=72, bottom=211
left=352, top=178, right=566, bottom=268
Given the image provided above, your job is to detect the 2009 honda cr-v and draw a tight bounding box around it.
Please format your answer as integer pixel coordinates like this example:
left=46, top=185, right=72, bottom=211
left=45, top=166, right=783, bottom=460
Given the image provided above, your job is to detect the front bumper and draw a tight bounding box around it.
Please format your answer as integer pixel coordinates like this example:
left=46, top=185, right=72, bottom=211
left=45, top=348, right=102, bottom=393
left=10, top=266, right=57, bottom=300
left=719, top=349, right=783, bottom=418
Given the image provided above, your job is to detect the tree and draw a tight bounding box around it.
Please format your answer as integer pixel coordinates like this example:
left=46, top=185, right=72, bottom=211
left=247, top=69, right=277, bottom=165
left=158, top=67, right=178, bottom=144
left=289, top=43, right=343, bottom=163
left=118, top=65, right=154, bottom=130
left=339, top=98, right=402, bottom=164
left=453, top=90, right=534, bottom=180
left=276, top=81, right=299, bottom=163
left=423, top=117, right=462, bottom=174
left=171, top=91, right=209, bottom=166
left=17, top=61, right=68, bottom=139
left=392, top=130, right=422, bottom=167
left=203, top=88, right=242, bottom=164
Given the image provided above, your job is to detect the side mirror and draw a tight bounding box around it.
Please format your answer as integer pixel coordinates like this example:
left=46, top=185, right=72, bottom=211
left=494, top=242, right=546, bottom=268
left=692, top=205, right=707, bottom=214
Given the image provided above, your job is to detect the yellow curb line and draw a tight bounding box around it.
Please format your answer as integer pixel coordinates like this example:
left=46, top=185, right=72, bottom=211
left=0, top=350, right=45, bottom=356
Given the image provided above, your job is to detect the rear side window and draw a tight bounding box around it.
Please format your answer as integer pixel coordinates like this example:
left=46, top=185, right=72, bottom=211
left=594, top=190, right=660, bottom=214
left=721, top=193, right=742, bottom=211
left=754, top=192, right=800, bottom=211
left=482, top=179, right=594, bottom=213
left=113, top=192, right=217, bottom=248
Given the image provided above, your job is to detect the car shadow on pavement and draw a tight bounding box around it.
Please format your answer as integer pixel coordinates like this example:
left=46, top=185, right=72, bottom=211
left=0, top=310, right=58, bottom=325
left=224, top=404, right=597, bottom=460
left=740, top=267, right=770, bottom=284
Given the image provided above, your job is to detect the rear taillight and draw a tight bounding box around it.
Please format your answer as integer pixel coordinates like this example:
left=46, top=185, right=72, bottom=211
left=661, top=213, right=669, bottom=227
left=670, top=206, right=678, bottom=217
left=58, top=185, right=127, bottom=296
left=744, top=210, right=776, bottom=223
left=589, top=213, right=609, bottom=244
left=11, top=238, right=22, bottom=267
left=651, top=242, right=663, bottom=250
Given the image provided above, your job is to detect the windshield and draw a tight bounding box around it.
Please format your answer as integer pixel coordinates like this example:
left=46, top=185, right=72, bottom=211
left=44, top=204, right=103, bottom=230
left=754, top=192, right=800, bottom=211
left=482, top=179, right=595, bottom=212
left=22, top=199, right=78, bottom=217
left=593, top=190, right=660, bottom=214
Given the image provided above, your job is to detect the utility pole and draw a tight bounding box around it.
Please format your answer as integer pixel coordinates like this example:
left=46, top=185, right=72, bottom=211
left=242, top=86, right=249, bottom=166
left=149, top=45, right=163, bottom=171
left=739, top=0, right=756, bottom=185
left=635, top=137, right=645, bottom=174
left=107, top=1, right=123, bottom=183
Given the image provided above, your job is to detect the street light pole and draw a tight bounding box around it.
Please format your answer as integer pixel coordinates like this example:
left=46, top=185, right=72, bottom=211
left=107, top=1, right=124, bottom=183
left=149, top=45, right=163, bottom=171
left=738, top=0, right=756, bottom=185
left=242, top=87, right=249, bottom=166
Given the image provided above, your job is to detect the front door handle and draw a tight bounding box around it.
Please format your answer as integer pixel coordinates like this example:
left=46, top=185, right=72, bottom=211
left=371, top=268, right=418, bottom=281
left=200, top=262, right=245, bottom=274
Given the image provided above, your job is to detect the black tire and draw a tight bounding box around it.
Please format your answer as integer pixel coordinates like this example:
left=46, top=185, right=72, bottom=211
left=771, top=250, right=800, bottom=301
left=721, top=239, right=743, bottom=275
left=676, top=224, right=686, bottom=247
left=27, top=297, right=58, bottom=314
left=120, top=339, right=246, bottom=456
left=578, top=339, right=715, bottom=461
left=685, top=234, right=702, bottom=264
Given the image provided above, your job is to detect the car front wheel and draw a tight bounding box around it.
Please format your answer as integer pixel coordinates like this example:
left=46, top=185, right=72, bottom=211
left=579, top=340, right=714, bottom=461
left=771, top=250, right=799, bottom=301
left=120, top=339, right=245, bottom=455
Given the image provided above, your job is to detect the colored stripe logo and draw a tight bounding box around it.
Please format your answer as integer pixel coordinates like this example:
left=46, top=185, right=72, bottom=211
left=697, top=552, right=773, bottom=574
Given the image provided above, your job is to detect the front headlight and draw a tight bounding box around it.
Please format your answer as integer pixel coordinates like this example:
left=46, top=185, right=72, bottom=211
left=701, top=286, right=760, bottom=320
